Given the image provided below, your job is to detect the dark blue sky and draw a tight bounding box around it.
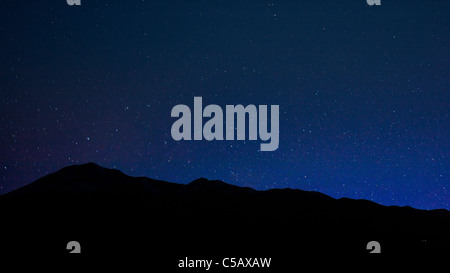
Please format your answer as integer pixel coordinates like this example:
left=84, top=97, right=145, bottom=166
left=0, top=0, right=448, bottom=209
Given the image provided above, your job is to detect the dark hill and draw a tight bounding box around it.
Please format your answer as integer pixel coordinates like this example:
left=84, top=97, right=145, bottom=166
left=0, top=163, right=449, bottom=268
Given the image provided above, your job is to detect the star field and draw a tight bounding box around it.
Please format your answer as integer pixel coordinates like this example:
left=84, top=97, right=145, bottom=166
left=0, top=0, right=448, bottom=209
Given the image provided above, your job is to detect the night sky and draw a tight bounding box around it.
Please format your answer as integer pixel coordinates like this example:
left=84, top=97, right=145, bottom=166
left=1, top=0, right=448, bottom=210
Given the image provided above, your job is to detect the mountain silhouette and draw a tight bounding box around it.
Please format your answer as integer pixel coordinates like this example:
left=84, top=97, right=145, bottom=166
left=1, top=163, right=449, bottom=268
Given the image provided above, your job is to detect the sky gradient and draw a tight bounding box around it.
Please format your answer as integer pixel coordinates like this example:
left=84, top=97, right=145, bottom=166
left=0, top=0, right=448, bottom=210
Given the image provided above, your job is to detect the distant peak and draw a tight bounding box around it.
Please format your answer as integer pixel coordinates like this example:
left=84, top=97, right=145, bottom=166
left=57, top=162, right=105, bottom=173
left=189, top=177, right=210, bottom=184
left=187, top=177, right=250, bottom=192
left=56, top=162, right=126, bottom=178
left=79, top=162, right=102, bottom=168
left=84, top=162, right=100, bottom=166
left=60, top=162, right=102, bottom=170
